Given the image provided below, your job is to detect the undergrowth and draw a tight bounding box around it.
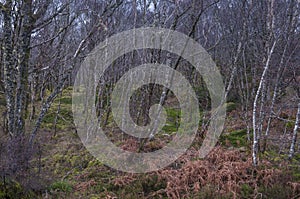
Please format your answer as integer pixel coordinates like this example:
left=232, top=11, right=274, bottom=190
left=220, top=129, right=250, bottom=147
left=1, top=89, right=300, bottom=199
left=94, top=147, right=300, bottom=199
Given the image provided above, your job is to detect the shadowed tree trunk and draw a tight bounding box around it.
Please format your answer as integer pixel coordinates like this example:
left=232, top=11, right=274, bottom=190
left=14, top=0, right=34, bottom=136
left=2, top=0, right=16, bottom=137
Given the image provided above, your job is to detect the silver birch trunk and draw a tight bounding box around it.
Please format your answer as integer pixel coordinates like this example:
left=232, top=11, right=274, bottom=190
left=288, top=102, right=300, bottom=159
left=252, top=41, right=276, bottom=166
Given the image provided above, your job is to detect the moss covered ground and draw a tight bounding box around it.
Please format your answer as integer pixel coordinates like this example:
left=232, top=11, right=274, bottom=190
left=0, top=88, right=299, bottom=199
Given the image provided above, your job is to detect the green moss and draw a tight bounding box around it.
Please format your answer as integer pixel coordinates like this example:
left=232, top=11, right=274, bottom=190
left=262, top=150, right=295, bottom=163
left=162, top=124, right=178, bottom=133
left=292, top=172, right=300, bottom=181
left=0, top=191, right=6, bottom=198
left=240, top=184, right=254, bottom=198
left=286, top=121, right=295, bottom=128
left=162, top=108, right=181, bottom=133
left=89, top=196, right=101, bottom=199
left=70, top=155, right=81, bottom=167
left=140, top=174, right=166, bottom=194
left=293, top=153, right=300, bottom=160
left=69, top=155, right=89, bottom=169
left=192, top=185, right=233, bottom=199
left=225, top=102, right=237, bottom=112
left=0, top=180, right=29, bottom=199
left=194, top=85, right=211, bottom=110
left=49, top=181, right=73, bottom=193
left=53, top=154, right=65, bottom=163
left=42, top=107, right=73, bottom=130
left=59, top=97, right=72, bottom=105
left=109, top=174, right=167, bottom=198
left=41, top=87, right=74, bottom=130
left=87, top=159, right=103, bottom=167
left=258, top=184, right=293, bottom=199
left=287, top=164, right=300, bottom=181
left=220, top=129, right=250, bottom=147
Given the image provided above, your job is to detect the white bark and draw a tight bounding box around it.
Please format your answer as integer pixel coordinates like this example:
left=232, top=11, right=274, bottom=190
left=289, top=102, right=300, bottom=159
left=252, top=41, right=276, bottom=166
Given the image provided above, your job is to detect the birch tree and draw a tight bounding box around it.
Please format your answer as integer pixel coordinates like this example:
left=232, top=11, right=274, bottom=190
left=252, top=41, right=276, bottom=166
left=289, top=101, right=300, bottom=158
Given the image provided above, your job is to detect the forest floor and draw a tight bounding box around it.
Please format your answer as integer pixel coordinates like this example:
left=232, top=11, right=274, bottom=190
left=0, top=88, right=299, bottom=199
